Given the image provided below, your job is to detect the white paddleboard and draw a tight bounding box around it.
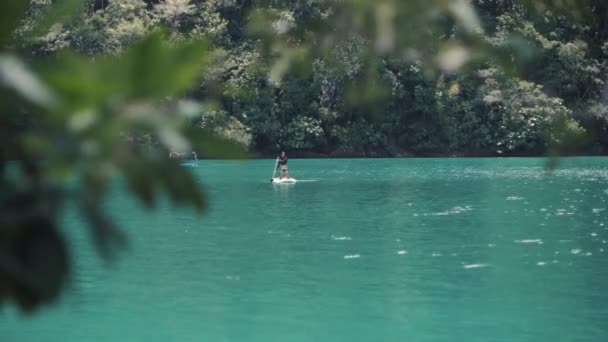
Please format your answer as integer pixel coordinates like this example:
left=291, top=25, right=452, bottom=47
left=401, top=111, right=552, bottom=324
left=271, top=177, right=297, bottom=184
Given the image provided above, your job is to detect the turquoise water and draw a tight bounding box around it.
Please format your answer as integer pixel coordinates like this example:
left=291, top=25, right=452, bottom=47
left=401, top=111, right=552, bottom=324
left=3, top=158, right=608, bottom=341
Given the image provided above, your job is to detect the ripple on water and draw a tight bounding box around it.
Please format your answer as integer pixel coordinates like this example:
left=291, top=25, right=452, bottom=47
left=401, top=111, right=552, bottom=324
left=397, top=250, right=408, bottom=255
left=331, top=235, right=352, bottom=241
left=427, top=206, right=472, bottom=216
left=344, top=254, right=360, bottom=259
left=515, top=239, right=543, bottom=245
left=463, top=263, right=488, bottom=269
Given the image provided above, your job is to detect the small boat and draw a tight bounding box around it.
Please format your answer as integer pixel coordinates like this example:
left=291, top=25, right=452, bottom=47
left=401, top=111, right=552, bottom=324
left=271, top=177, right=297, bottom=184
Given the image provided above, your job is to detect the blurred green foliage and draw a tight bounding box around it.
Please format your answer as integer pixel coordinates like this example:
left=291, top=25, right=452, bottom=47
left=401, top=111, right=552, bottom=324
left=2, top=0, right=607, bottom=312
left=1, top=0, right=244, bottom=312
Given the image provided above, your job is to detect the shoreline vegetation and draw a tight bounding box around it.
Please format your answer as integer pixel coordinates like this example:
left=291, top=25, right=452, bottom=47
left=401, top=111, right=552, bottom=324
left=187, top=149, right=608, bottom=159
left=17, top=1, right=608, bottom=160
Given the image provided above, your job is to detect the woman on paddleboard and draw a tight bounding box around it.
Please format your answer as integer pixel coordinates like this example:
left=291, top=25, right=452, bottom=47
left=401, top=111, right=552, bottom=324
left=278, top=151, right=289, bottom=179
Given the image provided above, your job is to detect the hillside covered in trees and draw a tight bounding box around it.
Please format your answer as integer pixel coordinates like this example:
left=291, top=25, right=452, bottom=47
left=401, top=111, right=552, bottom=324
left=15, top=0, right=608, bottom=156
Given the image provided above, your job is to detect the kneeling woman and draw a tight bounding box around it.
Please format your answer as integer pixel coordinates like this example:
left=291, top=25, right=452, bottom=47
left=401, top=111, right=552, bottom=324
left=278, top=151, right=289, bottom=179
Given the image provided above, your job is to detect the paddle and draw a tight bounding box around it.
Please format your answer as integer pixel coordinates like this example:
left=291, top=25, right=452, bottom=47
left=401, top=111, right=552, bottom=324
left=270, top=157, right=278, bottom=182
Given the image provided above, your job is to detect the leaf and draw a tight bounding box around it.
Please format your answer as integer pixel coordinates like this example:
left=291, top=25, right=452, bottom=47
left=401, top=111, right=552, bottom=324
left=120, top=155, right=207, bottom=212
left=39, top=32, right=209, bottom=109
left=374, top=1, right=396, bottom=54
left=81, top=201, right=128, bottom=261
left=159, top=161, right=207, bottom=211
left=0, top=55, right=57, bottom=108
left=437, top=44, right=471, bottom=73
left=448, top=0, right=483, bottom=34
left=79, top=169, right=127, bottom=260
left=183, top=126, right=248, bottom=160
left=0, top=215, right=70, bottom=312
left=0, top=0, right=28, bottom=47
left=126, top=31, right=210, bottom=99
left=38, top=52, right=129, bottom=110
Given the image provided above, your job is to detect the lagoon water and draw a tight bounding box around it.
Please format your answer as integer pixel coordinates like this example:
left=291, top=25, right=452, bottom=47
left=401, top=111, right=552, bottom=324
left=3, top=158, right=608, bottom=341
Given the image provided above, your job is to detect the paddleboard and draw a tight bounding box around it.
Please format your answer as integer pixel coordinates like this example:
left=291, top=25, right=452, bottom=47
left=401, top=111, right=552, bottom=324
left=271, top=177, right=297, bottom=184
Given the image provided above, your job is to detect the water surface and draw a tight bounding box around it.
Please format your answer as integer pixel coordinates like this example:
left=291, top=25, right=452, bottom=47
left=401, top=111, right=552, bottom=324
left=3, top=158, right=608, bottom=341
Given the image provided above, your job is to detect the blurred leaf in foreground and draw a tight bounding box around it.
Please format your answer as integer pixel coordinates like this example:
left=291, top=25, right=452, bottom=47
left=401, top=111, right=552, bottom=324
left=1, top=1, right=246, bottom=313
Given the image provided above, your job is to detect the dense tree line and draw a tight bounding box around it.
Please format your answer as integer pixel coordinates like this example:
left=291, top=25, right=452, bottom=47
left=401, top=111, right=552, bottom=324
left=15, top=0, right=608, bottom=156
